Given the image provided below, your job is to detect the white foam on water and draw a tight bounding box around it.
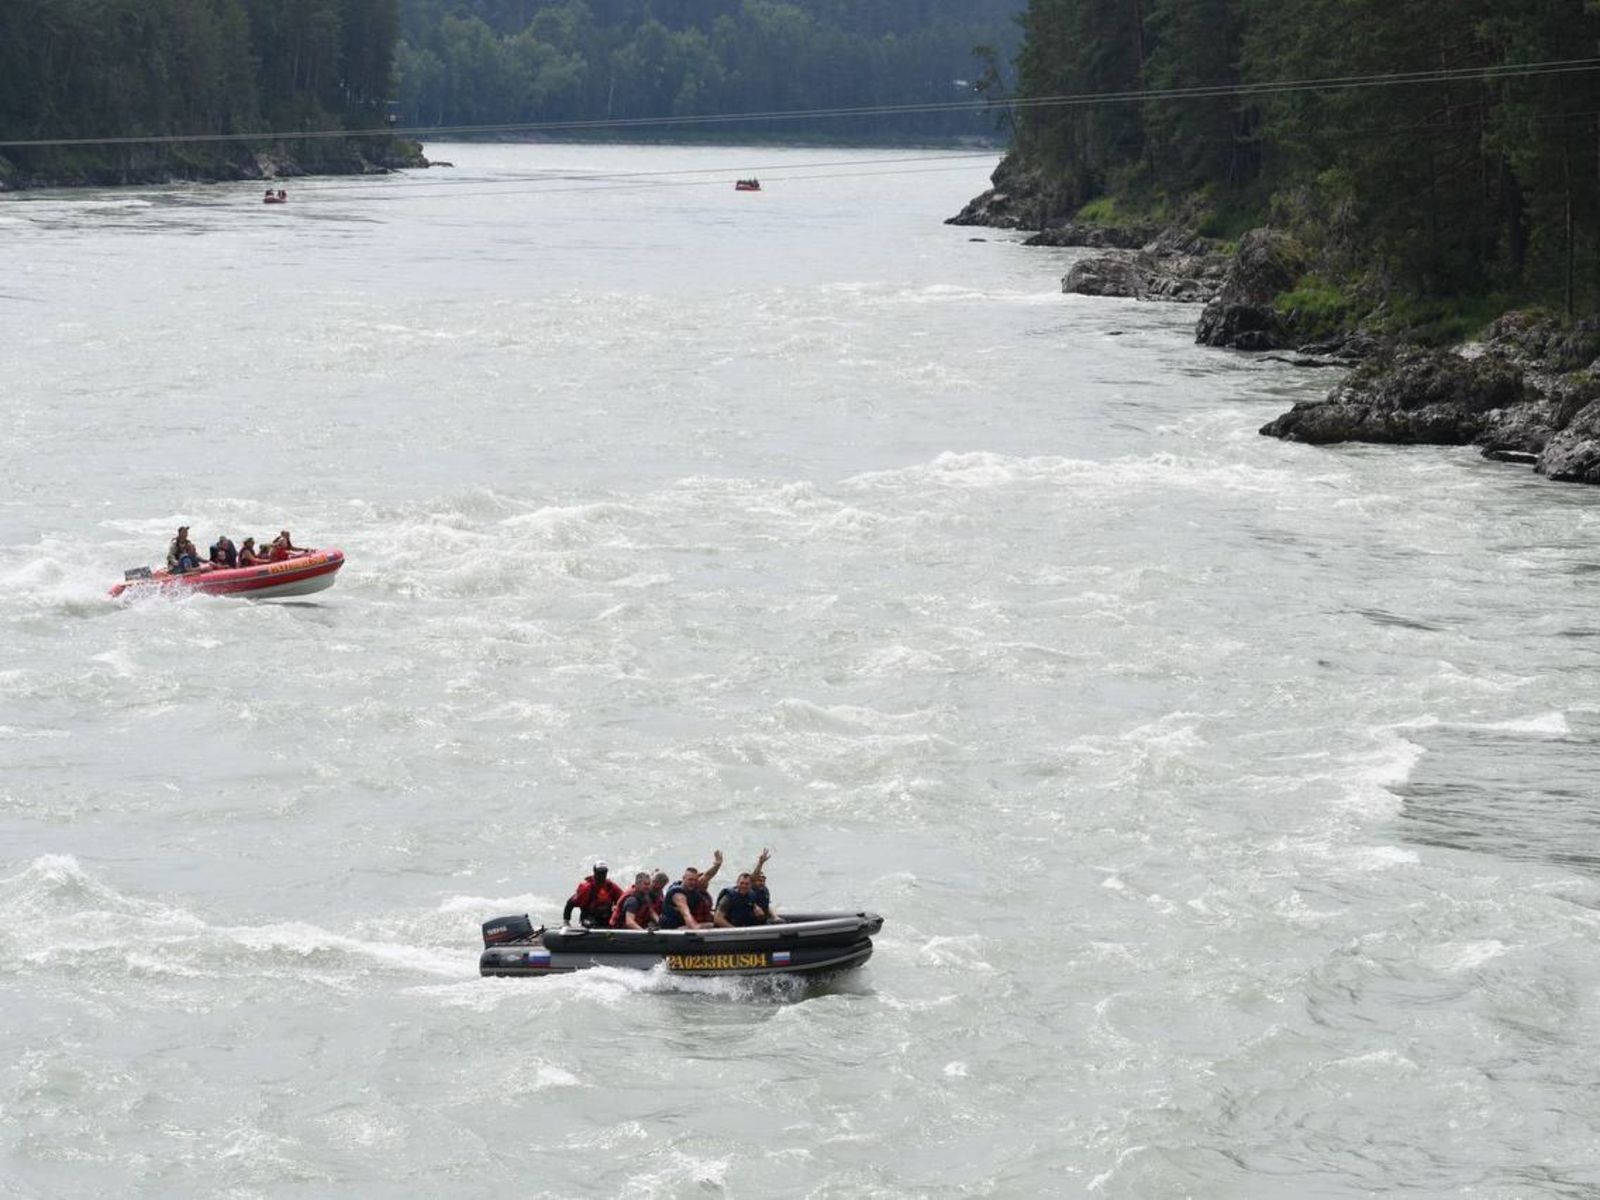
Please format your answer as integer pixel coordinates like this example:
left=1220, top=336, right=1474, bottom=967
left=913, top=935, right=993, bottom=973
left=435, top=892, right=557, bottom=916
left=89, top=648, right=138, bottom=678
left=841, top=449, right=1344, bottom=508
left=223, top=922, right=467, bottom=978
left=771, top=697, right=946, bottom=735
left=625, top=1145, right=730, bottom=1195
left=1474, top=712, right=1570, bottom=736
left=0, top=856, right=472, bottom=984
left=0, top=725, right=68, bottom=740
left=1335, top=731, right=1426, bottom=818
left=1419, top=940, right=1508, bottom=973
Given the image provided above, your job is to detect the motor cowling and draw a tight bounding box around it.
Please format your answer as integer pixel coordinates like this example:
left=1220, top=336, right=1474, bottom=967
left=482, top=914, right=536, bottom=945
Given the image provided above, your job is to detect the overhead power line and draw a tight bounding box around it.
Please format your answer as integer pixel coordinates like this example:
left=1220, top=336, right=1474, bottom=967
left=2, top=57, right=1598, bottom=150
left=274, top=150, right=1002, bottom=196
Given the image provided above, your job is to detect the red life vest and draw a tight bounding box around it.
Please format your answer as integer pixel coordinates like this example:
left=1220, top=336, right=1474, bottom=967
left=572, top=875, right=623, bottom=921
left=610, top=884, right=655, bottom=928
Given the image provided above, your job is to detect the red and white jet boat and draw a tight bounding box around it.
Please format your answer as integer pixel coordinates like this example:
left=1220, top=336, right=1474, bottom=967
left=110, top=548, right=345, bottom=600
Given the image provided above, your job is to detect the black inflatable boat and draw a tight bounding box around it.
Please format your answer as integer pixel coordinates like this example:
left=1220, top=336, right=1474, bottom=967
left=479, top=911, right=883, bottom=978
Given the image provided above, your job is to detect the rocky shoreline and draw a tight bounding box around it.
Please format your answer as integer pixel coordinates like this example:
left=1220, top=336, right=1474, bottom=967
left=950, top=165, right=1600, bottom=487
left=0, top=139, right=429, bottom=192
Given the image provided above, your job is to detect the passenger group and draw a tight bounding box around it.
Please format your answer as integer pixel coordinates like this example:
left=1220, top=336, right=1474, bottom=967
left=562, top=848, right=779, bottom=931
left=166, top=525, right=308, bottom=574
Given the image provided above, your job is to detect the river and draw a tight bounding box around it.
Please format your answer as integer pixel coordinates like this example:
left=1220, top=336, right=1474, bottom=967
left=3, top=143, right=1600, bottom=1198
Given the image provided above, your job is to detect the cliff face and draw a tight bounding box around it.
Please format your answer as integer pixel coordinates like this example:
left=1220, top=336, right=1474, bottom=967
left=945, top=152, right=1068, bottom=230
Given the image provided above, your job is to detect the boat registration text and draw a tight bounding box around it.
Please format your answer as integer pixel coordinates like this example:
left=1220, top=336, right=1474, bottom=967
left=666, top=953, right=769, bottom=971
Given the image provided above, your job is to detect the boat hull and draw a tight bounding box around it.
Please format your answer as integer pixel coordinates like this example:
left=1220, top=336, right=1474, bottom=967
left=482, top=938, right=873, bottom=978
left=110, top=549, right=344, bottom=600
left=480, top=911, right=882, bottom=979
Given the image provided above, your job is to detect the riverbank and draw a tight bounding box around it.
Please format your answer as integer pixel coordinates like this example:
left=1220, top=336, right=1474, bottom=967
left=0, top=138, right=429, bottom=193
left=952, top=156, right=1600, bottom=488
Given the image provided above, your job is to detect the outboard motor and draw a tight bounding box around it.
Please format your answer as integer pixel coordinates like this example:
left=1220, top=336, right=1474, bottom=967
left=482, top=914, right=537, bottom=946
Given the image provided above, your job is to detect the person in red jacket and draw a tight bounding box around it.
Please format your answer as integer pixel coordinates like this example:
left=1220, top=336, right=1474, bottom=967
left=562, top=860, right=623, bottom=927
left=610, top=872, right=657, bottom=929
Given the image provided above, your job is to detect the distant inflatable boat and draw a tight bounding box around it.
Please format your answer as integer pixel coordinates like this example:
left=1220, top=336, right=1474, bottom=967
left=480, top=911, right=882, bottom=978
left=109, top=548, right=344, bottom=600
left=735, top=179, right=761, bottom=192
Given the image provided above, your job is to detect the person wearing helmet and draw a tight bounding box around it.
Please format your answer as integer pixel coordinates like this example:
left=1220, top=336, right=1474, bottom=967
left=563, top=860, right=623, bottom=927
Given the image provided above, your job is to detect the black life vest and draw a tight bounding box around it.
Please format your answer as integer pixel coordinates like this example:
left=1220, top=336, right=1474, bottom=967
left=659, top=881, right=712, bottom=928
left=717, top=887, right=762, bottom=927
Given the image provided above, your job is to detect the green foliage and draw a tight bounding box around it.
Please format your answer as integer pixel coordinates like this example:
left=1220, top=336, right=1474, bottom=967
left=1377, top=293, right=1520, bottom=347
left=1076, top=189, right=1168, bottom=228
left=1074, top=196, right=1124, bottom=225
left=0, top=0, right=402, bottom=178
left=1010, top=0, right=1600, bottom=318
left=1274, top=276, right=1358, bottom=338
left=393, top=1, right=1026, bottom=139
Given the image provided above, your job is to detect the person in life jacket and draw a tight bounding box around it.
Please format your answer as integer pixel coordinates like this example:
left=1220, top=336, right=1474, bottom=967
left=562, top=860, right=623, bottom=927
left=269, top=530, right=307, bottom=562
left=167, top=526, right=201, bottom=574
left=747, top=847, right=779, bottom=922
left=657, top=850, right=724, bottom=930
left=610, top=872, right=657, bottom=929
left=713, top=873, right=767, bottom=928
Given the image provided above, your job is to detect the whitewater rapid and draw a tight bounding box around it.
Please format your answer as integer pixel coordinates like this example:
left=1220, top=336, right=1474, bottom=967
left=3, top=144, right=1600, bottom=1198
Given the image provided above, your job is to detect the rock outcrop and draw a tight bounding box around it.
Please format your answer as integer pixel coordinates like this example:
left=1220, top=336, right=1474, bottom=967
left=1260, top=312, right=1600, bottom=485
left=1195, top=229, right=1308, bottom=350
left=1260, top=348, right=1532, bottom=444
left=946, top=153, right=1062, bottom=230
left=1023, top=222, right=1156, bottom=249
left=1061, top=227, right=1231, bottom=304
left=1538, top=394, right=1600, bottom=482
left=1477, top=310, right=1600, bottom=373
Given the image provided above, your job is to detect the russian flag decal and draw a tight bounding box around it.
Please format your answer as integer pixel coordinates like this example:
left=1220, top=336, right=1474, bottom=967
left=771, top=951, right=791, bottom=965
left=527, top=949, right=552, bottom=965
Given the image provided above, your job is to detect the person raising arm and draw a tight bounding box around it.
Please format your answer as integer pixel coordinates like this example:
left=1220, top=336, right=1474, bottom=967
left=714, top=873, right=763, bottom=927
left=749, top=849, right=778, bottom=923
left=658, top=851, right=721, bottom=930
left=699, top=848, right=724, bottom=887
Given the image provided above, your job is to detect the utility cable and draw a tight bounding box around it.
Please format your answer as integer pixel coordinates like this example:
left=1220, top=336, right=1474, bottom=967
left=272, top=150, right=1002, bottom=196
left=3, top=57, right=1598, bottom=149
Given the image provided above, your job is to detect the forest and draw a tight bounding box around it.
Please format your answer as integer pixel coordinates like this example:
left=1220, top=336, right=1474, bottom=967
left=0, top=0, right=405, bottom=184
left=392, top=0, right=1024, bottom=140
left=1003, top=0, right=1600, bottom=319
left=0, top=1, right=398, bottom=142
left=0, top=0, right=1022, bottom=184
